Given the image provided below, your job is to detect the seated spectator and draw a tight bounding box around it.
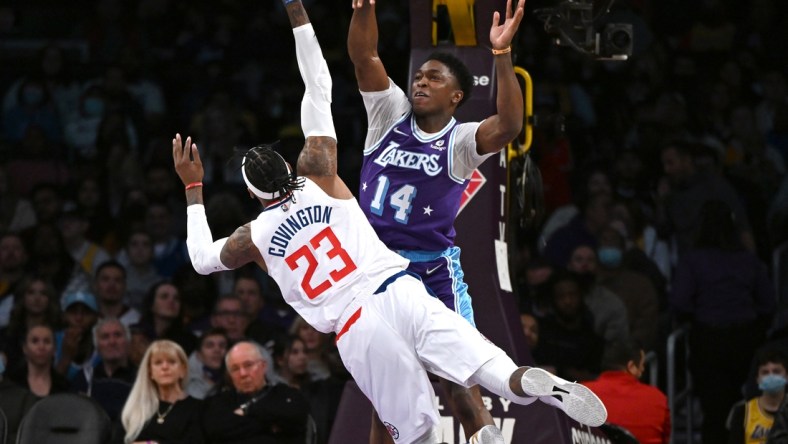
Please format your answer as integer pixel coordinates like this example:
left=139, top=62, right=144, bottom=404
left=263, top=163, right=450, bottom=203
left=203, top=340, right=309, bottom=444
left=542, top=193, right=613, bottom=268
left=0, top=232, right=30, bottom=327
left=583, top=339, right=670, bottom=444
left=233, top=272, right=286, bottom=352
left=7, top=324, right=70, bottom=397
left=566, top=244, right=630, bottom=356
left=121, top=340, right=204, bottom=444
left=595, top=225, right=660, bottom=351
left=24, top=222, right=91, bottom=299
left=0, top=163, right=37, bottom=234
left=532, top=270, right=604, bottom=381
left=0, top=275, right=62, bottom=367
left=58, top=203, right=112, bottom=276
left=289, top=316, right=334, bottom=382
left=211, top=295, right=252, bottom=345
left=0, top=354, right=37, bottom=444
left=274, top=335, right=346, bottom=444
left=727, top=347, right=787, bottom=443
left=131, top=280, right=197, bottom=355
left=115, top=229, right=162, bottom=311
left=519, top=312, right=540, bottom=355
left=187, top=327, right=229, bottom=400
left=93, top=261, right=141, bottom=327
left=55, top=291, right=99, bottom=381
left=72, top=317, right=137, bottom=421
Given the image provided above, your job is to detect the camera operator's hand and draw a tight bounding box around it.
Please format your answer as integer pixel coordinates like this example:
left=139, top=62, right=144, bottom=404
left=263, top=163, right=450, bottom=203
left=490, top=0, right=525, bottom=50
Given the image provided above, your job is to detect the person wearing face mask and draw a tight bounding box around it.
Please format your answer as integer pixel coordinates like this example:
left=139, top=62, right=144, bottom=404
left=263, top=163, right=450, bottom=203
left=727, top=347, right=787, bottom=444
left=583, top=339, right=671, bottom=444
left=595, top=224, right=660, bottom=352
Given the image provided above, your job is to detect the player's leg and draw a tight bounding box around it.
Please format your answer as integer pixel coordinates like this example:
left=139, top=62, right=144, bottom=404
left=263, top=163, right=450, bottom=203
left=404, top=248, right=497, bottom=438
left=396, top=274, right=607, bottom=427
left=335, top=296, right=440, bottom=444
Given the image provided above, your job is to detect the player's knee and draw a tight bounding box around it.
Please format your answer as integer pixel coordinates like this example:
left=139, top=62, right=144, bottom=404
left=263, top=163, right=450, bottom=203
left=469, top=425, right=504, bottom=444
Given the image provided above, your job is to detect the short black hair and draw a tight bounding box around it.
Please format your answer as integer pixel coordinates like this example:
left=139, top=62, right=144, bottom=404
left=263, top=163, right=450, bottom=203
left=755, top=346, right=788, bottom=370
left=240, top=143, right=304, bottom=199
left=601, top=339, right=642, bottom=371
left=426, top=52, right=473, bottom=106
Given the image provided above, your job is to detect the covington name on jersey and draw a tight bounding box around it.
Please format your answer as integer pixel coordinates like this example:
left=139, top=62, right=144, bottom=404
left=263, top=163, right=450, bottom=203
left=372, top=143, right=443, bottom=176
left=268, top=205, right=333, bottom=257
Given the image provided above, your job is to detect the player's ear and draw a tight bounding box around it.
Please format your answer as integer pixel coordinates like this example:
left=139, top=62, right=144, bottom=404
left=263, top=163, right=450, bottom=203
left=247, top=189, right=255, bottom=200
left=452, top=90, right=463, bottom=105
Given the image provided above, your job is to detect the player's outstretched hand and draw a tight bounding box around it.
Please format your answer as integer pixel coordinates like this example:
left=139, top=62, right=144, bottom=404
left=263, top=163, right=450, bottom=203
left=490, top=0, right=525, bottom=50
left=351, top=0, right=374, bottom=10
left=172, top=133, right=204, bottom=187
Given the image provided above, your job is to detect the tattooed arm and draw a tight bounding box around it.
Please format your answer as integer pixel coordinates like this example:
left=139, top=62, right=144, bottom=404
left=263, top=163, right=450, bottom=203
left=284, top=0, right=354, bottom=200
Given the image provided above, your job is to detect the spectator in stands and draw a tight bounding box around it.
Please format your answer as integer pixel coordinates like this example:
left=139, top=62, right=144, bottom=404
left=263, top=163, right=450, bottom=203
left=0, top=232, right=29, bottom=327
left=210, top=295, right=251, bottom=345
left=543, top=193, right=614, bottom=268
left=289, top=316, right=333, bottom=381
left=670, top=199, right=776, bottom=444
left=0, top=275, right=61, bottom=368
left=115, top=229, right=162, bottom=311
left=130, top=280, right=197, bottom=365
left=273, top=335, right=346, bottom=444
left=55, top=290, right=99, bottom=381
left=145, top=201, right=188, bottom=278
left=1, top=77, right=62, bottom=144
left=566, top=244, right=631, bottom=356
left=59, top=203, right=112, bottom=276
left=92, top=261, right=138, bottom=328
left=202, top=340, right=309, bottom=444
left=28, top=183, right=64, bottom=225
left=121, top=339, right=204, bottom=444
left=532, top=270, right=604, bottom=382
left=186, top=327, right=228, bottom=400
left=0, top=162, right=36, bottom=233
left=24, top=222, right=91, bottom=298
left=0, top=352, right=36, bottom=444
left=233, top=272, right=286, bottom=352
left=583, top=339, right=670, bottom=444
left=657, top=140, right=755, bottom=258
left=520, top=312, right=540, bottom=353
left=73, top=175, right=116, bottom=250
left=7, top=324, right=70, bottom=397
left=595, top=225, right=660, bottom=351
left=73, top=317, right=136, bottom=422
left=727, top=347, right=786, bottom=444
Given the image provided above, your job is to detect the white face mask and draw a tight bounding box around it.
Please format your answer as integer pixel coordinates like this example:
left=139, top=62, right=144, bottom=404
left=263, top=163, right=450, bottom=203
left=759, top=374, right=788, bottom=393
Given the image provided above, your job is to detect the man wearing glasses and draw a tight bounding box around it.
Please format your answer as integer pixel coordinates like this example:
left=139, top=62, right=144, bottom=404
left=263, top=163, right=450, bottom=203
left=202, top=340, right=309, bottom=443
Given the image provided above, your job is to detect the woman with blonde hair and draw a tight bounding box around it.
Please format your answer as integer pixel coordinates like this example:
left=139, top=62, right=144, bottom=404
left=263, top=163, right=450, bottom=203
left=121, top=340, right=204, bottom=444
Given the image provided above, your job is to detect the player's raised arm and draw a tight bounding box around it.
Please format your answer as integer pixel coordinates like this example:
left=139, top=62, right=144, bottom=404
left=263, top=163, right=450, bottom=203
left=348, top=0, right=390, bottom=93
left=283, top=0, right=354, bottom=199
left=172, top=134, right=266, bottom=274
left=475, top=0, right=526, bottom=155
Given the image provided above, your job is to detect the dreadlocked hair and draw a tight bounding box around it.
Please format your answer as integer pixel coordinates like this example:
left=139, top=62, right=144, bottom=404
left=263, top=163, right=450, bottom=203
left=235, top=143, right=304, bottom=200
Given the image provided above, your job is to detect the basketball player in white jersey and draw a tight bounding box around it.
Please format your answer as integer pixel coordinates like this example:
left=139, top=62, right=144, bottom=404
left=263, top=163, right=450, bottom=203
left=172, top=1, right=606, bottom=443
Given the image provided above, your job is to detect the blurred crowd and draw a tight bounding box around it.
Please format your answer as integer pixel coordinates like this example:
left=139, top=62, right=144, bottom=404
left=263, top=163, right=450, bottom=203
left=0, top=0, right=787, bottom=442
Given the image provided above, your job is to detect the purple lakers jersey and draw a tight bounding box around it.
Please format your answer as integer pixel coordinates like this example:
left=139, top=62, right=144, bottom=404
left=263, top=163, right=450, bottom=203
left=359, top=112, right=469, bottom=251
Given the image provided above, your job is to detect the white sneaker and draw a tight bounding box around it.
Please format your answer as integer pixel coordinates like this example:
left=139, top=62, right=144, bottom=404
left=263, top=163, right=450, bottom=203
left=521, top=367, right=607, bottom=427
left=468, top=425, right=505, bottom=444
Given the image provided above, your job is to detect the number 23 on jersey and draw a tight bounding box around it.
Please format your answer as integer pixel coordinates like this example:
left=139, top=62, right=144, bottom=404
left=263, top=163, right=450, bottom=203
left=285, top=227, right=357, bottom=299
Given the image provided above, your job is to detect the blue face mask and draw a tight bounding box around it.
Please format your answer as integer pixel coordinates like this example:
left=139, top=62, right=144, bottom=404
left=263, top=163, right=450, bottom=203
left=759, top=374, right=787, bottom=393
left=597, top=247, right=623, bottom=268
left=83, top=97, right=104, bottom=117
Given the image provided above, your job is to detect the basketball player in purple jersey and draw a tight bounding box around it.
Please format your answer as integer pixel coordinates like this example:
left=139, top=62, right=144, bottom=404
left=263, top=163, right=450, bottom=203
left=349, top=0, right=526, bottom=440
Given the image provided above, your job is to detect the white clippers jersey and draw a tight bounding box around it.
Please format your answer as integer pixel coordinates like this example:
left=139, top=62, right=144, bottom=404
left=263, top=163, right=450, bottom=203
left=250, top=178, right=409, bottom=333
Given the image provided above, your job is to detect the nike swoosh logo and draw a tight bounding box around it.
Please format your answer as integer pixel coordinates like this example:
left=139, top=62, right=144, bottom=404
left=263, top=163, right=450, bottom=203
left=425, top=264, right=443, bottom=275
left=393, top=127, right=408, bottom=136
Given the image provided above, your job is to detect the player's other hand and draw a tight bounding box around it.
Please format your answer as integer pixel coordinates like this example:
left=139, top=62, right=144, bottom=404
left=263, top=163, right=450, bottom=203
left=490, top=0, right=525, bottom=50
left=351, top=0, right=374, bottom=10
left=172, top=133, right=204, bottom=186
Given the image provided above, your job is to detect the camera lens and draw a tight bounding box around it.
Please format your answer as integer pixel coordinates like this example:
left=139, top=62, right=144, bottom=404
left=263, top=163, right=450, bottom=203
left=610, top=30, right=631, bottom=50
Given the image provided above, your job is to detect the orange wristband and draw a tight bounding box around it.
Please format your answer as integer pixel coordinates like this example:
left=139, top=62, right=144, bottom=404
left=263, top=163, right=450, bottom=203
left=185, top=182, right=203, bottom=190
left=492, top=46, right=512, bottom=55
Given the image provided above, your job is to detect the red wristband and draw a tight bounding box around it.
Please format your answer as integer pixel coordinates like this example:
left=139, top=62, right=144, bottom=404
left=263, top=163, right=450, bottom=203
left=185, top=182, right=203, bottom=190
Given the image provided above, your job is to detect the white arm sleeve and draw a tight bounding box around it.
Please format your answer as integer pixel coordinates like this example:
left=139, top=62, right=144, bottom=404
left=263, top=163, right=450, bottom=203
left=293, top=24, right=336, bottom=140
left=451, top=121, right=497, bottom=179
left=360, top=80, right=411, bottom=151
left=186, top=205, right=231, bottom=275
